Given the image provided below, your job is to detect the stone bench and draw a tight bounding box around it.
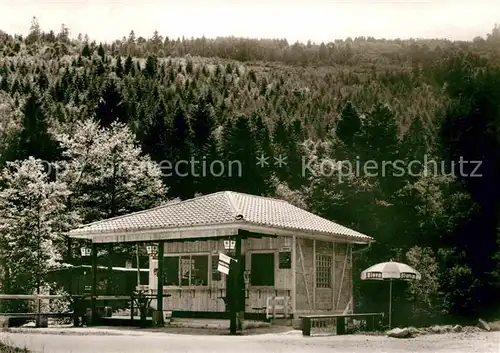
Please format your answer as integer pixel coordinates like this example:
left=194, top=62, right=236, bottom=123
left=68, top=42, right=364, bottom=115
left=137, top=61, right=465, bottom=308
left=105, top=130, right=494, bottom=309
left=300, top=312, right=385, bottom=336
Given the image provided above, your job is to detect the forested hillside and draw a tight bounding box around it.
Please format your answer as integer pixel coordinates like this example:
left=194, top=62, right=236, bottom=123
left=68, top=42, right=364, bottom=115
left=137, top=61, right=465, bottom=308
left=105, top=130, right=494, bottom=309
left=1, top=17, right=500, bottom=325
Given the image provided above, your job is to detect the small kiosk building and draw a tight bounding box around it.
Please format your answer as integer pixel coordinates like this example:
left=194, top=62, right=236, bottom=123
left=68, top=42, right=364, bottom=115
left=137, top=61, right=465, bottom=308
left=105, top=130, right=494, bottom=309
left=68, top=191, right=373, bottom=321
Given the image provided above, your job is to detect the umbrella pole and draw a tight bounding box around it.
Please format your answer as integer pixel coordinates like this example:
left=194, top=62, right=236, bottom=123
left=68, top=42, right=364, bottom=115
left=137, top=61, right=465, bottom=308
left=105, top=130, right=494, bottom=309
left=388, top=279, right=393, bottom=329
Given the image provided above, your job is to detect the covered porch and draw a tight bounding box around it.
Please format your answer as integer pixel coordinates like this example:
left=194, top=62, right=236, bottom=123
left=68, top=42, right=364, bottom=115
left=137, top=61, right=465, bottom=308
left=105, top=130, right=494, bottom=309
left=68, top=191, right=373, bottom=326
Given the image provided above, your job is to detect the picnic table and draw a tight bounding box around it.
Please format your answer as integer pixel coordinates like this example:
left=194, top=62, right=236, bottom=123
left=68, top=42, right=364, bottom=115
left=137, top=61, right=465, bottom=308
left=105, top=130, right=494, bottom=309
left=131, top=291, right=171, bottom=327
left=70, top=292, right=171, bottom=327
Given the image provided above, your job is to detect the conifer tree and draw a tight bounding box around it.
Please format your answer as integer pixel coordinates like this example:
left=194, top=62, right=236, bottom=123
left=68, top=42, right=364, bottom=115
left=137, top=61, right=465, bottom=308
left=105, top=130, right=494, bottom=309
left=142, top=99, right=169, bottom=163
left=221, top=116, right=266, bottom=195
left=81, top=43, right=91, bottom=58
left=144, top=55, right=157, bottom=78
left=190, top=95, right=218, bottom=194
left=10, top=91, right=60, bottom=163
left=336, top=100, right=361, bottom=150
left=251, top=114, right=274, bottom=194
left=115, top=55, right=123, bottom=77
left=94, top=80, right=127, bottom=127
left=402, top=116, right=430, bottom=171
left=97, top=43, right=105, bottom=60
left=124, top=55, right=133, bottom=75
left=165, top=106, right=193, bottom=199
left=271, top=117, right=289, bottom=182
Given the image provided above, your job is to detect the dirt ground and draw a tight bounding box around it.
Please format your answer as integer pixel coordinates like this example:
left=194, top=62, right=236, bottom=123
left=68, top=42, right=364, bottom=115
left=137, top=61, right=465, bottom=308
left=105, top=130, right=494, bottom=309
left=1, top=327, right=499, bottom=353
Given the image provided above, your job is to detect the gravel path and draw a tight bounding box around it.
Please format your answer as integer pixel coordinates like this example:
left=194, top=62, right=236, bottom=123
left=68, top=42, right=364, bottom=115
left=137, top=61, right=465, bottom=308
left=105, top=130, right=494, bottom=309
left=1, top=329, right=499, bottom=353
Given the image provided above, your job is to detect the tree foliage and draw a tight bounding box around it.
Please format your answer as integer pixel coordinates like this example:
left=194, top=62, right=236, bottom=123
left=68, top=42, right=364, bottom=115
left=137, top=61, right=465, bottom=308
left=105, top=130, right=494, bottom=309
left=0, top=20, right=499, bottom=321
left=0, top=157, right=76, bottom=305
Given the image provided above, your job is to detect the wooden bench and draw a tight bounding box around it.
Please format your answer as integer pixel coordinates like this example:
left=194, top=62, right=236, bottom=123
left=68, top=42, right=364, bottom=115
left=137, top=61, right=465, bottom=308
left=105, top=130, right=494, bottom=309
left=300, top=312, right=384, bottom=336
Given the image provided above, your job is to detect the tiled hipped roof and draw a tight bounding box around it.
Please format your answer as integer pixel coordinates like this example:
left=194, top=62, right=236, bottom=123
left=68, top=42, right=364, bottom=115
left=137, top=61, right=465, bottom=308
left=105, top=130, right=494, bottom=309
left=68, top=191, right=372, bottom=242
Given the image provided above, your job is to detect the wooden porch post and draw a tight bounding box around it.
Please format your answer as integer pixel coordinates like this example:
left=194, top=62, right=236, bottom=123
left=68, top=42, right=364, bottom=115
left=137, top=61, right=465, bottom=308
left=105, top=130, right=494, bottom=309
left=105, top=243, right=113, bottom=309
left=332, top=242, right=336, bottom=312
left=156, top=241, right=164, bottom=325
left=230, top=236, right=243, bottom=334
left=66, top=237, right=73, bottom=296
left=91, top=242, right=97, bottom=325
left=349, top=244, right=353, bottom=314
left=291, top=235, right=297, bottom=316
left=312, top=240, right=316, bottom=311
left=66, top=237, right=78, bottom=326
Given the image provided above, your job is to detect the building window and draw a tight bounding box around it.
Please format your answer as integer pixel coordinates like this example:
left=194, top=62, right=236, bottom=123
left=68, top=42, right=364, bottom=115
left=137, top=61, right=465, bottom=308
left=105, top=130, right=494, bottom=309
left=211, top=255, right=221, bottom=281
left=163, top=255, right=209, bottom=286
left=163, top=256, right=179, bottom=286
left=250, top=253, right=274, bottom=286
left=191, top=255, right=209, bottom=286
left=316, top=255, right=332, bottom=288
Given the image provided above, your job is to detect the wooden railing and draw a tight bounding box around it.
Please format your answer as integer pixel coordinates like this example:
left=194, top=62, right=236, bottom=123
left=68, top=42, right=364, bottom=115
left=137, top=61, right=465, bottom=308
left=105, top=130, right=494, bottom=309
left=0, top=294, right=66, bottom=300
left=0, top=292, right=171, bottom=328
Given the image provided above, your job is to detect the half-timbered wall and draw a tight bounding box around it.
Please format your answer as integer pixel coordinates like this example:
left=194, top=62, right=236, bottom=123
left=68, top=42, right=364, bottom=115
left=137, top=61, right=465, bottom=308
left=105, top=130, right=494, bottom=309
left=334, top=243, right=353, bottom=313
left=294, top=239, right=353, bottom=314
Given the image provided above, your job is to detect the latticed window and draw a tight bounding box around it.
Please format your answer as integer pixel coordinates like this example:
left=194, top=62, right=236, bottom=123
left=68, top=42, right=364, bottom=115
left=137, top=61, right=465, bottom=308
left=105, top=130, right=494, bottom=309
left=316, top=255, right=332, bottom=288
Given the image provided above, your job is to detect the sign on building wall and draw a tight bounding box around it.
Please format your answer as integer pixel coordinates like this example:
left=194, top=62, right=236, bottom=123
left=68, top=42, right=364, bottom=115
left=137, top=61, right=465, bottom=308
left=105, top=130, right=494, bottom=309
left=217, top=252, right=236, bottom=275
left=279, top=251, right=291, bottom=269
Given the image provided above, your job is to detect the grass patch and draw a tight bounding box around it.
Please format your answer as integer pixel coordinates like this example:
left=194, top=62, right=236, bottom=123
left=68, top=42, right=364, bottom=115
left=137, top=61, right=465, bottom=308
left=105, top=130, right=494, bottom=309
left=0, top=342, right=30, bottom=353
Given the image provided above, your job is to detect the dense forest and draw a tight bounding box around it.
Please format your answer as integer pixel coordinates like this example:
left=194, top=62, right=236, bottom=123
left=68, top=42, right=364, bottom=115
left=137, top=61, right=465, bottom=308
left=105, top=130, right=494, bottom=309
left=0, top=17, right=500, bottom=325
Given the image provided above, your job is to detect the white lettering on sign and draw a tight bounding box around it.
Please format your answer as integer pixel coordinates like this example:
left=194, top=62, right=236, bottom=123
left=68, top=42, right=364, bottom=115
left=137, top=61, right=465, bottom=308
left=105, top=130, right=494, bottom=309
left=219, top=252, right=232, bottom=264
left=400, top=273, right=417, bottom=280
left=365, top=272, right=382, bottom=279
left=217, top=262, right=230, bottom=275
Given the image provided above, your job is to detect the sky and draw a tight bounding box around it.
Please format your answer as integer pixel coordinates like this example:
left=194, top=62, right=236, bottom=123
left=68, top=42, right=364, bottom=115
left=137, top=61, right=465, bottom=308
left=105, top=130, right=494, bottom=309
left=0, top=0, right=499, bottom=44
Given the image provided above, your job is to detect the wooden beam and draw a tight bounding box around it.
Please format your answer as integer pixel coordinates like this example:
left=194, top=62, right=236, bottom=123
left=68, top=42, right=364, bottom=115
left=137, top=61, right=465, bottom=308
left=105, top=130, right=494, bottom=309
left=298, top=241, right=311, bottom=309
left=349, top=244, right=353, bottom=314
left=70, top=223, right=372, bottom=245
left=236, top=232, right=246, bottom=313
left=0, top=294, right=66, bottom=300
left=343, top=298, right=352, bottom=315
left=105, top=243, right=113, bottom=308
left=156, top=241, right=164, bottom=321
left=66, top=237, right=73, bottom=297
left=91, top=243, right=97, bottom=325
left=135, top=243, right=141, bottom=287
left=312, top=240, right=316, bottom=311
left=332, top=242, right=336, bottom=312
left=94, top=295, right=131, bottom=300
left=81, top=226, right=239, bottom=243
left=336, top=244, right=349, bottom=311
left=291, top=235, right=297, bottom=316
left=231, top=236, right=243, bottom=333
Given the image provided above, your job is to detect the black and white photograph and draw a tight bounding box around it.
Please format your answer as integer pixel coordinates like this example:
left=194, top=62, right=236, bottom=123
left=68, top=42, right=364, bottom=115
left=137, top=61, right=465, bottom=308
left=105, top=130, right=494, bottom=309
left=0, top=0, right=499, bottom=352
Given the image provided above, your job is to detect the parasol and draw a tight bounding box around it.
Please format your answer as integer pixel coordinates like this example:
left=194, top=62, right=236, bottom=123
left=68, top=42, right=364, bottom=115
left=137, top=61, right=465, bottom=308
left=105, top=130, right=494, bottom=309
left=361, top=260, right=421, bottom=328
